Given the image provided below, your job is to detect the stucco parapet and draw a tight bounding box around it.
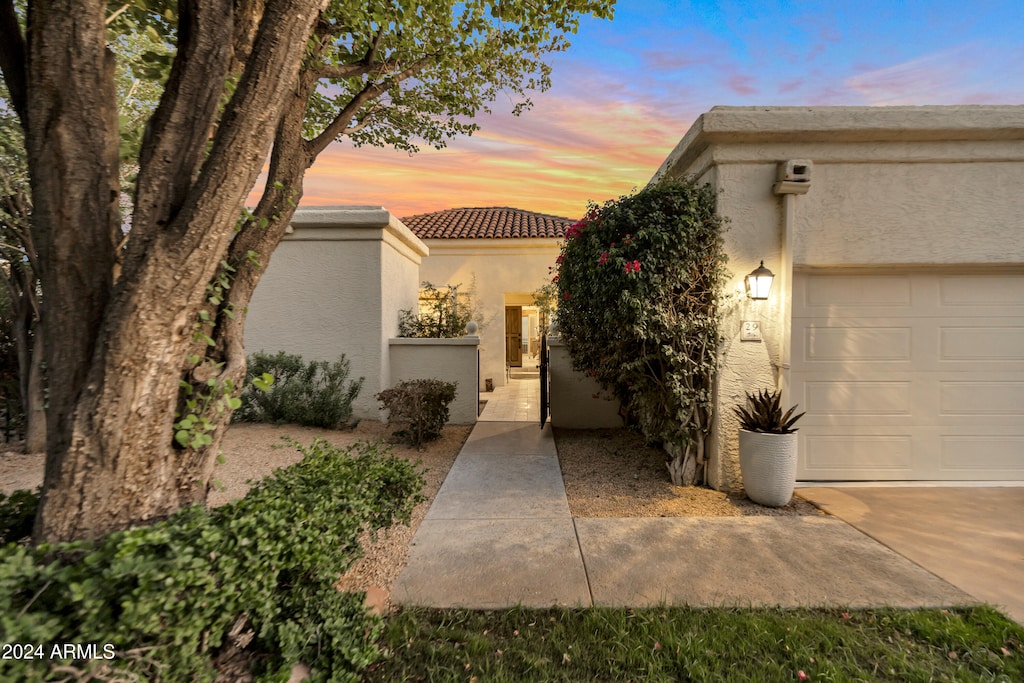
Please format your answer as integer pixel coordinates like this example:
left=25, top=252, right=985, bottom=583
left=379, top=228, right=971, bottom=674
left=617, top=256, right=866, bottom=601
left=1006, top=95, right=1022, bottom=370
left=704, top=139, right=1024, bottom=166
left=285, top=205, right=428, bottom=258
left=654, top=105, right=1024, bottom=181
left=389, top=337, right=480, bottom=347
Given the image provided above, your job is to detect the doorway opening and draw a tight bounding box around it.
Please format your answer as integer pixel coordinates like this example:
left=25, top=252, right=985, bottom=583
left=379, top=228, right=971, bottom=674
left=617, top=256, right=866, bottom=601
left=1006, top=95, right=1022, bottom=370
left=504, top=295, right=541, bottom=376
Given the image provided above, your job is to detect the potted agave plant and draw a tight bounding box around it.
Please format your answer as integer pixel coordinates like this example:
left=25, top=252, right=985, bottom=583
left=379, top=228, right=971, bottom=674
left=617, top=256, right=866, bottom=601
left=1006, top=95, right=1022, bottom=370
left=733, top=389, right=806, bottom=507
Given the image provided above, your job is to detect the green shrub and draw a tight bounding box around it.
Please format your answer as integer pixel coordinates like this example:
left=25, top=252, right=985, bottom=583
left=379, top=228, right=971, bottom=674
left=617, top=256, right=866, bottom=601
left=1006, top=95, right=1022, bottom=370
left=398, top=281, right=477, bottom=338
left=0, top=439, right=424, bottom=682
left=0, top=487, right=38, bottom=544
left=376, top=379, right=457, bottom=448
left=554, top=178, right=728, bottom=486
left=236, top=351, right=364, bottom=429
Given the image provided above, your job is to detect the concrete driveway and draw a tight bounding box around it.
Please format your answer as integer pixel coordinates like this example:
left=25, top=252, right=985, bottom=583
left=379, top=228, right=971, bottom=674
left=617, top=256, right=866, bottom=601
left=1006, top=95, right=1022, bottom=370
left=797, top=487, right=1024, bottom=624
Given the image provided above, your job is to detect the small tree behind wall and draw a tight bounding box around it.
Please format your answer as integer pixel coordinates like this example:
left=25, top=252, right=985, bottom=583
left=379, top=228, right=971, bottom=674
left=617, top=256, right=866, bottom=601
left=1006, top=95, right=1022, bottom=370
left=398, top=281, right=480, bottom=338
left=531, top=281, right=558, bottom=332
left=554, top=179, right=728, bottom=486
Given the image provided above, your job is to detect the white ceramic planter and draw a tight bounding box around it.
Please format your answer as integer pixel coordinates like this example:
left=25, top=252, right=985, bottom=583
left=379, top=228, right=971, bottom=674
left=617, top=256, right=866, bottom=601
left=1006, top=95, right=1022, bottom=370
left=738, top=429, right=798, bottom=507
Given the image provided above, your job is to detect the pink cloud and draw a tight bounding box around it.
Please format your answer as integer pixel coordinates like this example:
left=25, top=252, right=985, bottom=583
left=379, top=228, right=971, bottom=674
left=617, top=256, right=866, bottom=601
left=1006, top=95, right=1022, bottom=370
left=843, top=43, right=1024, bottom=105
left=726, top=73, right=759, bottom=96
left=641, top=47, right=716, bottom=72
left=777, top=78, right=804, bottom=94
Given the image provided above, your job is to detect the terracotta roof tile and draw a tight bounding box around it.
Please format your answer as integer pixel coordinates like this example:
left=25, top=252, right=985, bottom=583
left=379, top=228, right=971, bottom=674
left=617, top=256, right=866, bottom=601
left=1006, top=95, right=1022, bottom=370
left=401, top=207, right=574, bottom=239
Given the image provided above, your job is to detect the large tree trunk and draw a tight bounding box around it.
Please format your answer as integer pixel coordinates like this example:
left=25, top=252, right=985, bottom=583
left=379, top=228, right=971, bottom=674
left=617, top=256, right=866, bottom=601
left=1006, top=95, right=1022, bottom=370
left=26, top=0, right=326, bottom=543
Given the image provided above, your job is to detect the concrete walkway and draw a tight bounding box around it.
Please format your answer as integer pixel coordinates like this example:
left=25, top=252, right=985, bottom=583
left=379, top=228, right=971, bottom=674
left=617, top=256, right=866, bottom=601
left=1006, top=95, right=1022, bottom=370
left=478, top=378, right=540, bottom=422
left=393, top=422, right=973, bottom=611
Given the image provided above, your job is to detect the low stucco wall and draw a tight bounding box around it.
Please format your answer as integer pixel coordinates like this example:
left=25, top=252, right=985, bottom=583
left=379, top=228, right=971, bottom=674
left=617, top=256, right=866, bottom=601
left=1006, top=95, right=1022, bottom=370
left=245, top=206, right=427, bottom=422
left=388, top=337, right=480, bottom=425
left=653, top=105, right=1024, bottom=489
left=548, top=337, right=622, bottom=429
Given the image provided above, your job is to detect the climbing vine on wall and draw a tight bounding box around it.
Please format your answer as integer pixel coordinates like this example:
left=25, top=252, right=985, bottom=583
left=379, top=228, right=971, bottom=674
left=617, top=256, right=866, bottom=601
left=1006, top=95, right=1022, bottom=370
left=554, top=178, right=729, bottom=486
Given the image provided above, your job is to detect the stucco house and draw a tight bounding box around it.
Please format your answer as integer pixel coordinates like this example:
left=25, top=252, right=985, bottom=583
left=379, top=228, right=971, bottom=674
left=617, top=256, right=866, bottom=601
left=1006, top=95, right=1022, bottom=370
left=401, top=206, right=571, bottom=388
left=243, top=205, right=569, bottom=423
left=649, top=105, right=1024, bottom=489
left=245, top=105, right=1024, bottom=490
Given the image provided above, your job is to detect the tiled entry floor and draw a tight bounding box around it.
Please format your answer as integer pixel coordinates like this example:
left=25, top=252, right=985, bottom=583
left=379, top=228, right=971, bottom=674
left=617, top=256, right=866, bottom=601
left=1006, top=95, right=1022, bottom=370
left=478, top=378, right=541, bottom=422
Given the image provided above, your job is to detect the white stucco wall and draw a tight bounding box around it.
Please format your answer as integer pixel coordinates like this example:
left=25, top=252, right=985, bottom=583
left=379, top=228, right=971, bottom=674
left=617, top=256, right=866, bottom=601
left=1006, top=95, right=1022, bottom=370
left=654, top=105, right=1024, bottom=490
left=245, top=206, right=427, bottom=422
left=388, top=337, right=480, bottom=424
left=418, top=238, right=561, bottom=389
left=547, top=337, right=622, bottom=429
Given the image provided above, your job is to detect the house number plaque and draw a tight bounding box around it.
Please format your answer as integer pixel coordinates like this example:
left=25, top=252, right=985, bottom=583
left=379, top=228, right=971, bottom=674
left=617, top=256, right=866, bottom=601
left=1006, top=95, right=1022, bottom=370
left=741, top=321, right=762, bottom=342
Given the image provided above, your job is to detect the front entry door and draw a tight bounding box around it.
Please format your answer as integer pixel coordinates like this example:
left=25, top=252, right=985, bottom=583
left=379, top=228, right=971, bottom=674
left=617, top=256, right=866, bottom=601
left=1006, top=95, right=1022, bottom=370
left=505, top=306, right=522, bottom=367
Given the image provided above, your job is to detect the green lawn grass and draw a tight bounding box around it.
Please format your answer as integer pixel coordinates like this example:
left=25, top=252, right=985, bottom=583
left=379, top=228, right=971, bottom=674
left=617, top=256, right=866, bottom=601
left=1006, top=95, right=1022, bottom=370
left=365, top=605, right=1023, bottom=682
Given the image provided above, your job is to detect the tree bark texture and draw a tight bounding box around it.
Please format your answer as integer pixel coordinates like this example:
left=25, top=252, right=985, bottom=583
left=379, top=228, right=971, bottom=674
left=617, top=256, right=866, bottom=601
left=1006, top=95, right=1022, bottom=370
left=25, top=0, right=326, bottom=542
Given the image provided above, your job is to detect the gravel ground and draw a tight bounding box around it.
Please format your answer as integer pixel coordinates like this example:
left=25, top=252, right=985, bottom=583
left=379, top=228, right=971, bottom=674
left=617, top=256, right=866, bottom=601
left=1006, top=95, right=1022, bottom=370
left=1, top=422, right=820, bottom=612
left=554, top=427, right=823, bottom=518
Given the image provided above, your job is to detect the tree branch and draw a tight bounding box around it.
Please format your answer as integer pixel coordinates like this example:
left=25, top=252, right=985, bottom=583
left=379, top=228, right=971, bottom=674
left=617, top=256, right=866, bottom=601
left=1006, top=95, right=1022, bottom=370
left=230, top=0, right=265, bottom=76
left=364, top=22, right=386, bottom=68
left=313, top=25, right=391, bottom=80
left=127, top=0, right=234, bottom=273
left=341, top=117, right=372, bottom=136
left=307, top=55, right=432, bottom=157
left=314, top=62, right=382, bottom=80
left=0, top=0, right=28, bottom=126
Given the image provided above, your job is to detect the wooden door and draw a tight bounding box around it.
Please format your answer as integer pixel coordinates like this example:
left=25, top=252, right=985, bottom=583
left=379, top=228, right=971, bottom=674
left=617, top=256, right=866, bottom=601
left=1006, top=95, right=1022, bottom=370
left=505, top=306, right=522, bottom=367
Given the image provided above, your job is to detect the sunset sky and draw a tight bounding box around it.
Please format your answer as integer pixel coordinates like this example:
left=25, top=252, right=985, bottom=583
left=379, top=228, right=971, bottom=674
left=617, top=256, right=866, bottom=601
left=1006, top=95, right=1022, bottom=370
left=297, top=0, right=1024, bottom=221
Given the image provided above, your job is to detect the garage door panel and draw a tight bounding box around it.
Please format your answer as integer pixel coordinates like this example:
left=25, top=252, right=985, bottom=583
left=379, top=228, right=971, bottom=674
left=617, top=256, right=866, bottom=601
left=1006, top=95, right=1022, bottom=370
left=939, top=325, right=1024, bottom=361
left=939, top=275, right=1024, bottom=308
left=792, top=270, right=1024, bottom=481
left=801, top=274, right=912, bottom=308
left=940, top=434, right=1024, bottom=474
left=800, top=433, right=913, bottom=479
left=802, top=380, right=911, bottom=416
left=940, top=381, right=1024, bottom=416
left=801, top=325, right=912, bottom=363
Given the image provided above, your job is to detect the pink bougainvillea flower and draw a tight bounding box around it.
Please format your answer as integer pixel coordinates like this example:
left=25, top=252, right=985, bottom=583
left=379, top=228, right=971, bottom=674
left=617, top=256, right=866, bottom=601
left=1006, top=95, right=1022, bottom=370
left=555, top=254, right=565, bottom=263
left=633, top=260, right=641, bottom=272
left=598, top=252, right=609, bottom=265
left=552, top=275, right=559, bottom=284
left=563, top=291, right=570, bottom=300
left=624, top=262, right=631, bottom=273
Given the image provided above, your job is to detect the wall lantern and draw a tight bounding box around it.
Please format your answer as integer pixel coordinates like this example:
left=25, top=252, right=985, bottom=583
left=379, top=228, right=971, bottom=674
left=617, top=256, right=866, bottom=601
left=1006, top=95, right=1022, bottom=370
left=744, top=261, right=774, bottom=300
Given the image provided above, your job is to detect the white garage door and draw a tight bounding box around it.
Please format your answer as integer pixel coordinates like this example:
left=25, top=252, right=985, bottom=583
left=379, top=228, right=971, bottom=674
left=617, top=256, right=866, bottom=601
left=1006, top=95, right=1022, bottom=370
left=791, top=270, right=1024, bottom=481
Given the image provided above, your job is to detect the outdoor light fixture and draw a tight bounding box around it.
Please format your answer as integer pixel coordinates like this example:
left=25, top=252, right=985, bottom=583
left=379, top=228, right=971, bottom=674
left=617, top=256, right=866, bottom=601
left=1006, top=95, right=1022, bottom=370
left=745, top=261, right=775, bottom=300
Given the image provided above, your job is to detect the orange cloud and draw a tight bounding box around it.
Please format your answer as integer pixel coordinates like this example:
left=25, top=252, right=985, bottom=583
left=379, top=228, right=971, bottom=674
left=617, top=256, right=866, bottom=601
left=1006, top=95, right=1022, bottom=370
left=273, top=86, right=689, bottom=220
